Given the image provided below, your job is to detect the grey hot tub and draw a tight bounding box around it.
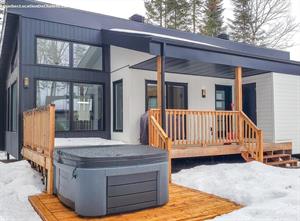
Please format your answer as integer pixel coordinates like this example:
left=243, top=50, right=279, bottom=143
left=53, top=145, right=169, bottom=217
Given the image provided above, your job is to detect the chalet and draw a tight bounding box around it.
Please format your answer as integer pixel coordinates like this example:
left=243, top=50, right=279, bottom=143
left=1, top=0, right=300, bottom=167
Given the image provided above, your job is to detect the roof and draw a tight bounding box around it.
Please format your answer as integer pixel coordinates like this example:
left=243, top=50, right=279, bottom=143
left=1, top=0, right=300, bottom=78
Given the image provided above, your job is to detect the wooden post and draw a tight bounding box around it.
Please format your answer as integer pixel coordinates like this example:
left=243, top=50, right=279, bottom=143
left=156, top=54, right=166, bottom=129
left=157, top=56, right=162, bottom=124
left=235, top=66, right=243, bottom=112
left=257, top=130, right=264, bottom=162
left=235, top=67, right=243, bottom=144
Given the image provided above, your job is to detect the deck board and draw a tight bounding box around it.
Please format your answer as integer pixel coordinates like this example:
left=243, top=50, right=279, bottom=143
left=29, top=184, right=242, bottom=221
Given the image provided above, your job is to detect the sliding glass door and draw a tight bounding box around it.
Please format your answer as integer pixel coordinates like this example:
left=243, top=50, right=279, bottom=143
left=36, top=80, right=104, bottom=132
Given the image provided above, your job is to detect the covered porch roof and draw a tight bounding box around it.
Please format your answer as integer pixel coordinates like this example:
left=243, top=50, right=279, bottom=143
left=102, top=29, right=300, bottom=77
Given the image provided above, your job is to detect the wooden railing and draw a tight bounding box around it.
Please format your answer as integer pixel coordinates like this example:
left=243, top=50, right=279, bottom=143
left=22, top=104, right=55, bottom=194
left=148, top=110, right=172, bottom=182
left=240, top=111, right=264, bottom=162
left=150, top=109, right=240, bottom=146
left=149, top=109, right=264, bottom=163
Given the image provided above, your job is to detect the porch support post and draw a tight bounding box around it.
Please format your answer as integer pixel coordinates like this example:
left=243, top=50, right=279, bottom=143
left=235, top=66, right=243, bottom=144
left=235, top=66, right=243, bottom=112
left=156, top=44, right=166, bottom=130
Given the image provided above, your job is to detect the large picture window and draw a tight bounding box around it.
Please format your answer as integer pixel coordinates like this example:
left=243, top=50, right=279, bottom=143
left=36, top=38, right=70, bottom=66
left=36, top=80, right=104, bottom=132
left=36, top=80, right=70, bottom=131
left=113, top=80, right=123, bottom=132
left=73, top=83, right=104, bottom=131
left=73, top=43, right=103, bottom=70
left=145, top=81, right=188, bottom=110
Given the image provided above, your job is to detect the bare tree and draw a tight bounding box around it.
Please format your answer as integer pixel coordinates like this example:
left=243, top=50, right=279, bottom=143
left=246, top=0, right=298, bottom=49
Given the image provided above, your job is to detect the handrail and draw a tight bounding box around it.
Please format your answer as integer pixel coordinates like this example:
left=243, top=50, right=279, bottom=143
left=148, top=111, right=172, bottom=182
left=239, top=111, right=264, bottom=162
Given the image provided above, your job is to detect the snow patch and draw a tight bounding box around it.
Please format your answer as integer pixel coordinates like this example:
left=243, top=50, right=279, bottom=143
left=55, top=137, right=125, bottom=147
left=173, top=161, right=300, bottom=221
left=0, top=161, right=43, bottom=221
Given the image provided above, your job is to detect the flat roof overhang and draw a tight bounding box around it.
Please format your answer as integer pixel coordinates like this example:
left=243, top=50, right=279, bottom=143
left=102, top=29, right=300, bottom=78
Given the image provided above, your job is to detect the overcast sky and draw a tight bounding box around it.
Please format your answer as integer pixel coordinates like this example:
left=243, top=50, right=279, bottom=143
left=40, top=0, right=300, bottom=61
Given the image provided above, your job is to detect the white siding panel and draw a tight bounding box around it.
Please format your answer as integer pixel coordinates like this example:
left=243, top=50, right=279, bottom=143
left=273, top=73, right=300, bottom=154
left=243, top=73, right=275, bottom=142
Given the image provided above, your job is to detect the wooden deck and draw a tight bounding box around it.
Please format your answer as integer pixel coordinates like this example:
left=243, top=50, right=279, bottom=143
left=171, top=142, right=293, bottom=159
left=29, top=184, right=242, bottom=221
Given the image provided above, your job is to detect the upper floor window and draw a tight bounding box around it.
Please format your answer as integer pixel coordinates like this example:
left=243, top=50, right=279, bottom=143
left=73, top=43, right=103, bottom=71
left=36, top=38, right=70, bottom=66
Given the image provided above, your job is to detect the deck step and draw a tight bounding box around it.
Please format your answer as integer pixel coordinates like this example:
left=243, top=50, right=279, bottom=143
left=264, top=154, right=291, bottom=160
left=267, top=159, right=299, bottom=167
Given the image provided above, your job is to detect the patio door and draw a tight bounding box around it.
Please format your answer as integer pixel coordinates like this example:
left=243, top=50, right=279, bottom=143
left=215, top=85, right=233, bottom=141
left=243, top=83, right=257, bottom=124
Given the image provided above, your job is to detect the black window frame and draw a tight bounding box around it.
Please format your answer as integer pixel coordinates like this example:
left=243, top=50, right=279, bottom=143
left=35, top=79, right=105, bottom=132
left=145, top=80, right=188, bottom=111
left=35, top=36, right=104, bottom=72
left=113, top=79, right=123, bottom=132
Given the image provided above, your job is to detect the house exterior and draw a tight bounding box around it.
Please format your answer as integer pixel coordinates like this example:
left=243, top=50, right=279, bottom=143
left=0, top=0, right=299, bottom=160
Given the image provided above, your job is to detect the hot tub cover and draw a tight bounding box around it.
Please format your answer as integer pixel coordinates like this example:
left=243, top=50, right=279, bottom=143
left=54, top=145, right=168, bottom=168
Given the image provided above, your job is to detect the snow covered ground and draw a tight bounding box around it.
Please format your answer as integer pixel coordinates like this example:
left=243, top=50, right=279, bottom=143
left=173, top=161, right=300, bottom=221
left=0, top=160, right=43, bottom=221
left=1, top=148, right=299, bottom=220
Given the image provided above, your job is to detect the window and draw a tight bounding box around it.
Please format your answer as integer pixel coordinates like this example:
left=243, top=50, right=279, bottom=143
left=6, top=82, right=17, bottom=132
left=145, top=82, right=158, bottom=110
left=145, top=81, right=188, bottom=110
left=73, top=43, right=103, bottom=70
left=36, top=38, right=70, bottom=66
left=11, top=83, right=17, bottom=132
left=215, top=85, right=232, bottom=111
left=10, top=41, right=18, bottom=73
left=36, top=80, right=105, bottom=132
left=113, top=80, right=123, bottom=132
left=73, top=83, right=104, bottom=131
left=36, top=80, right=70, bottom=131
left=166, top=83, right=187, bottom=109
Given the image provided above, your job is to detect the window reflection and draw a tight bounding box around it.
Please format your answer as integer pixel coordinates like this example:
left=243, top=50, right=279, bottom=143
left=37, top=38, right=70, bottom=66
left=73, top=83, right=104, bottom=131
left=36, top=80, right=70, bottom=131
left=73, top=43, right=102, bottom=70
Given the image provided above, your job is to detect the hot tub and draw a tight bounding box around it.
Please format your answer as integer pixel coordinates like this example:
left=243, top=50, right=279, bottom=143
left=53, top=145, right=169, bottom=217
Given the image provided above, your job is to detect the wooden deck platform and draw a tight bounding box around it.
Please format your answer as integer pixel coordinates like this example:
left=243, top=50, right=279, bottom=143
left=29, top=184, right=242, bottom=221
left=171, top=142, right=293, bottom=159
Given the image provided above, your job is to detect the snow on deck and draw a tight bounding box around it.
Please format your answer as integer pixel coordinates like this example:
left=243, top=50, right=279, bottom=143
left=173, top=161, right=300, bottom=221
left=55, top=137, right=125, bottom=148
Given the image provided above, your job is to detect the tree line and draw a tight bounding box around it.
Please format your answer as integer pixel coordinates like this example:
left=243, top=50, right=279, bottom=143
left=144, top=0, right=299, bottom=49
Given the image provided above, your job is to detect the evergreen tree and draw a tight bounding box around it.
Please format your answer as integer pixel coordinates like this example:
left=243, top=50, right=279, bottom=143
left=229, top=0, right=252, bottom=43
left=201, top=0, right=224, bottom=37
left=189, top=0, right=203, bottom=33
left=165, top=0, right=190, bottom=31
left=144, top=0, right=165, bottom=27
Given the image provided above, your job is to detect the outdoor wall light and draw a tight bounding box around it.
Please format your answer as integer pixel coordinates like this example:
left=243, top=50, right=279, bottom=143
left=202, top=89, right=206, bottom=98
left=24, top=77, right=30, bottom=88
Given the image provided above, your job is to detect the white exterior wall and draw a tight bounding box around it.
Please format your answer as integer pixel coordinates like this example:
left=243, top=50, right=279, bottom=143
left=273, top=73, right=300, bottom=154
left=110, top=46, right=300, bottom=154
left=243, top=73, right=275, bottom=142
left=110, top=46, right=234, bottom=144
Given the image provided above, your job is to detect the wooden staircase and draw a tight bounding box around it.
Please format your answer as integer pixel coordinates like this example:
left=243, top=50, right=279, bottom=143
left=243, top=142, right=299, bottom=168
left=263, top=143, right=299, bottom=168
